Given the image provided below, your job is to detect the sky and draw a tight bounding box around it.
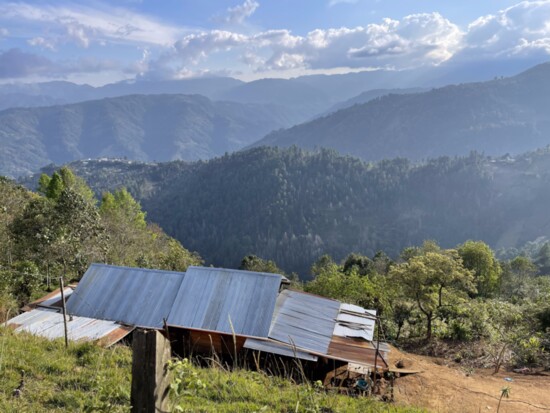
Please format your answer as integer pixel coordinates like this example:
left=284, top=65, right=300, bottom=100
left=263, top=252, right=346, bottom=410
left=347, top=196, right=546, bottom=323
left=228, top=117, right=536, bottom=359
left=0, top=0, right=550, bottom=85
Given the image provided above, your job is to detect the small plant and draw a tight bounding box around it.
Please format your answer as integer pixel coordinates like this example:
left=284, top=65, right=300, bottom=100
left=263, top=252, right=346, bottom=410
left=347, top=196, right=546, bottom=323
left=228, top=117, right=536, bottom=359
left=497, top=386, right=511, bottom=413
left=167, top=358, right=208, bottom=411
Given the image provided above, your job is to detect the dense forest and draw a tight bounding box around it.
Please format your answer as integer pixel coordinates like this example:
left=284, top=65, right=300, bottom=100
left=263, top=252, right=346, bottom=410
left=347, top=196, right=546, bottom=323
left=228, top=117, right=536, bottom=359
left=27, top=146, right=550, bottom=276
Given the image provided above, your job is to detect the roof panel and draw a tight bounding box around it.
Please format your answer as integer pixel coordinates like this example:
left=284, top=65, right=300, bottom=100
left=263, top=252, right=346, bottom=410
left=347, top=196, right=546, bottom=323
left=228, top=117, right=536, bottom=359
left=7, top=308, right=133, bottom=345
left=244, top=338, right=318, bottom=362
left=167, top=266, right=282, bottom=337
left=66, top=263, right=186, bottom=328
left=327, top=336, right=388, bottom=368
left=268, top=290, right=340, bottom=354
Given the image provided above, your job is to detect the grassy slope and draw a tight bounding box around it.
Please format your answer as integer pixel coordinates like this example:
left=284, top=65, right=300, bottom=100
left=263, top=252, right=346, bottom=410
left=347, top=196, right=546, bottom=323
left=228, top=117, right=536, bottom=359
left=0, top=328, right=423, bottom=412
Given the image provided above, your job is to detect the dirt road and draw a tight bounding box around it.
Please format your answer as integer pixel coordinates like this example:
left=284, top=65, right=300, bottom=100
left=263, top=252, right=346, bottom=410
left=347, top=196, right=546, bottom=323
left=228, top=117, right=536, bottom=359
left=390, top=348, right=550, bottom=412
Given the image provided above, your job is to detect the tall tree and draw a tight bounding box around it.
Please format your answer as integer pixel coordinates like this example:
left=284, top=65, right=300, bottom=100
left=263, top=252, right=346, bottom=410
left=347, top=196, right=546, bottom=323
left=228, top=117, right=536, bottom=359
left=458, top=240, right=502, bottom=297
left=239, top=255, right=284, bottom=274
left=390, top=249, right=475, bottom=340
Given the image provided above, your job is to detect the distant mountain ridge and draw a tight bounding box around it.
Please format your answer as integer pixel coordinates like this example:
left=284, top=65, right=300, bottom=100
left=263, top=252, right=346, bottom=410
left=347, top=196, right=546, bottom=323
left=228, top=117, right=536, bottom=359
left=253, top=62, right=550, bottom=161
left=318, top=87, right=429, bottom=118
left=0, top=94, right=303, bottom=177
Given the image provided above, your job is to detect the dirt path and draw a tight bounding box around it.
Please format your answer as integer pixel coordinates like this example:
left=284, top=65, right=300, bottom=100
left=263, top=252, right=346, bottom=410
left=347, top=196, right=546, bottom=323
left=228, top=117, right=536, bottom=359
left=389, top=347, right=550, bottom=412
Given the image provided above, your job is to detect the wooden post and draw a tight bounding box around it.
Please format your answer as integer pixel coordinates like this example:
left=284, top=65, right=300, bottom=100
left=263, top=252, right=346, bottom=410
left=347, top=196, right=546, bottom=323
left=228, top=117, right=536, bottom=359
left=373, top=317, right=381, bottom=393
left=59, top=277, right=69, bottom=348
left=131, top=329, right=172, bottom=413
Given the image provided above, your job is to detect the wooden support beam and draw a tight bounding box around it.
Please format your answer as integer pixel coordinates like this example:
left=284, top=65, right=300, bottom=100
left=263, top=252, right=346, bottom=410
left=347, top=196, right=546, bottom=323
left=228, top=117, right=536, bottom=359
left=131, top=329, right=172, bottom=413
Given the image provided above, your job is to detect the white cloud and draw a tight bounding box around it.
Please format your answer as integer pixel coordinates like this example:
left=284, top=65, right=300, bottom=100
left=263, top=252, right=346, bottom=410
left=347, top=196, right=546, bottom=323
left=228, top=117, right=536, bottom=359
left=328, top=0, right=359, bottom=7
left=5, top=0, right=550, bottom=82
left=0, top=28, right=8, bottom=38
left=0, top=2, right=184, bottom=49
left=28, top=36, right=57, bottom=51
left=148, top=12, right=462, bottom=77
left=461, top=1, right=550, bottom=59
left=224, top=0, right=259, bottom=24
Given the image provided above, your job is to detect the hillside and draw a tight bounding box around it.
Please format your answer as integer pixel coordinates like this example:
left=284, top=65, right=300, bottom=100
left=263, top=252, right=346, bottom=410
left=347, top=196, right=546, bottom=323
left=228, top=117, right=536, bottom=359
left=25, top=146, right=550, bottom=275
left=0, top=329, right=424, bottom=412
left=318, top=87, right=429, bottom=118
left=0, top=94, right=303, bottom=177
left=254, top=62, right=550, bottom=161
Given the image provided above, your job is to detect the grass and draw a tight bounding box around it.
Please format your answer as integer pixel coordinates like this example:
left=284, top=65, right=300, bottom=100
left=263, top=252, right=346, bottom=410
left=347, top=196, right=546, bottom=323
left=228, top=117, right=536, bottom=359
left=0, top=327, right=424, bottom=412
left=0, top=328, right=131, bottom=412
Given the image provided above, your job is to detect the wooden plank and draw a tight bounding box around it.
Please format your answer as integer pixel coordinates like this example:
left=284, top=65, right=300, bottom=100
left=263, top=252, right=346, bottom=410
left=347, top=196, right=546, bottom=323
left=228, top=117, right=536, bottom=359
left=131, top=329, right=171, bottom=413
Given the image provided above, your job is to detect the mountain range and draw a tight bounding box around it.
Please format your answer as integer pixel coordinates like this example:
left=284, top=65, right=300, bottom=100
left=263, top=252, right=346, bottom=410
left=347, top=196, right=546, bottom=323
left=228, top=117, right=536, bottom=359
left=255, top=62, right=550, bottom=161
left=3, top=61, right=550, bottom=178
left=0, top=94, right=302, bottom=177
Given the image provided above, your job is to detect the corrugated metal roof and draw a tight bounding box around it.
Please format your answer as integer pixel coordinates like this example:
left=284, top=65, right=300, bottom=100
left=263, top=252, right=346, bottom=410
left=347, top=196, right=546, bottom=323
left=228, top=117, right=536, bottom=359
left=22, top=286, right=75, bottom=311
left=244, top=338, right=318, bottom=362
left=268, top=290, right=340, bottom=354
left=66, top=263, right=186, bottom=328
left=340, top=303, right=377, bottom=317
left=7, top=308, right=133, bottom=346
left=333, top=303, right=376, bottom=341
left=167, top=266, right=282, bottom=338
left=327, top=336, right=388, bottom=369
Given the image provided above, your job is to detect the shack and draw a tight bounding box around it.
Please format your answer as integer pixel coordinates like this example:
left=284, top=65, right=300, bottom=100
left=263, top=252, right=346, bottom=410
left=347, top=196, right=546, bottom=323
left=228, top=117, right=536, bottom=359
left=7, top=263, right=389, bottom=380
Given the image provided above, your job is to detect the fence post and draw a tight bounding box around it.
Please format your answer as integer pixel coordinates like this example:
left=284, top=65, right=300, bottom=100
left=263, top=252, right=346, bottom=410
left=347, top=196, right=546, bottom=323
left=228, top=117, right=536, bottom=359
left=131, top=329, right=172, bottom=413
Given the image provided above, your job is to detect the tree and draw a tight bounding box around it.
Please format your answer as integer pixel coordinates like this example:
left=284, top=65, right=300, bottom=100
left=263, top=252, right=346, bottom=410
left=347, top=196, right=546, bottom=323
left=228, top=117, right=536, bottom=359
left=11, top=188, right=106, bottom=282
left=342, top=253, right=374, bottom=276
left=98, top=187, right=202, bottom=271
left=534, top=243, right=550, bottom=275
left=100, top=188, right=149, bottom=266
left=39, top=167, right=95, bottom=204
left=311, top=254, right=338, bottom=278
left=458, top=240, right=502, bottom=297
left=239, top=255, right=283, bottom=274
left=372, top=250, right=392, bottom=275
left=0, top=178, right=32, bottom=267
left=500, top=256, right=538, bottom=298
left=390, top=249, right=476, bottom=340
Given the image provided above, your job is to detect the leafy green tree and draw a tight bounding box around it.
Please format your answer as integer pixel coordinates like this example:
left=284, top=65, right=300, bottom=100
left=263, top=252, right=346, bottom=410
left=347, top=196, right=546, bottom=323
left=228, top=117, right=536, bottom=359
left=39, top=167, right=95, bottom=204
left=306, top=265, right=377, bottom=309
left=99, top=189, right=200, bottom=271
left=372, top=250, right=392, bottom=275
left=239, top=255, right=284, bottom=274
left=311, top=254, right=338, bottom=278
left=458, top=240, right=502, bottom=297
left=0, top=177, right=33, bottom=267
left=11, top=188, right=106, bottom=282
left=100, top=188, right=146, bottom=229
left=390, top=249, right=476, bottom=340
left=342, top=253, right=374, bottom=276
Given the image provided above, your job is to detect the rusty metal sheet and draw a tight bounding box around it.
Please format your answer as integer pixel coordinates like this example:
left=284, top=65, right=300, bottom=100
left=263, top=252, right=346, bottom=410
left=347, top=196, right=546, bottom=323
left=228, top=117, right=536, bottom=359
left=66, top=263, right=186, bottom=328
left=268, top=290, right=340, bottom=354
left=327, top=335, right=388, bottom=369
left=244, top=338, right=318, bottom=362
left=23, top=286, right=75, bottom=311
left=167, top=266, right=282, bottom=337
left=6, top=308, right=133, bottom=346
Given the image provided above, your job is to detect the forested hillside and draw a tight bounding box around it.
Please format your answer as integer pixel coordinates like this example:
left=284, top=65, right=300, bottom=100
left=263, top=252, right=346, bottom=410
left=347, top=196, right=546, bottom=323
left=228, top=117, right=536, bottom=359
left=26, top=146, right=550, bottom=276
left=0, top=94, right=303, bottom=177
left=0, top=168, right=201, bottom=316
left=255, top=62, right=550, bottom=161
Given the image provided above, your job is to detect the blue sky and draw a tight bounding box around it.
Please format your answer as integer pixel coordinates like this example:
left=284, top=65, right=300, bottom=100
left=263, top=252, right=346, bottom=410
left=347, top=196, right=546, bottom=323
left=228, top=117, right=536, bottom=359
left=0, top=0, right=549, bottom=84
